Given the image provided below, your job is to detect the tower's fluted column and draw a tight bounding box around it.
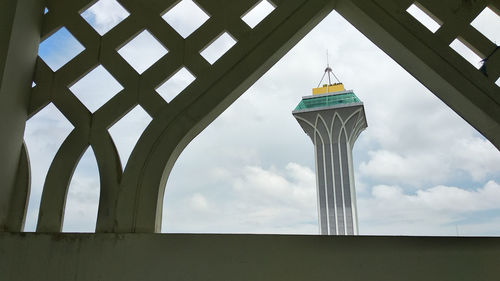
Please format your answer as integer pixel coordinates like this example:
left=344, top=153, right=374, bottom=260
left=293, top=89, right=367, bottom=235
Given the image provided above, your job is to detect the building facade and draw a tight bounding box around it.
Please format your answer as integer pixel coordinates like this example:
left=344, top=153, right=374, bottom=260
left=293, top=84, right=367, bottom=235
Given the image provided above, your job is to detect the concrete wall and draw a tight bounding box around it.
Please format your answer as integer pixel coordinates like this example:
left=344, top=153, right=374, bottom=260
left=1, top=233, right=499, bottom=281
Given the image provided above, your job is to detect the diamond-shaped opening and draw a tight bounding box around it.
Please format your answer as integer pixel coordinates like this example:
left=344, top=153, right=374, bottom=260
left=241, top=0, right=276, bottom=28
left=117, top=30, right=168, bottom=74
left=495, top=77, right=500, bottom=87
left=69, top=65, right=124, bottom=113
left=81, top=0, right=130, bottom=36
left=406, top=2, right=442, bottom=33
left=450, top=38, right=483, bottom=69
left=23, top=103, right=74, bottom=231
left=62, top=147, right=100, bottom=232
left=38, top=27, right=85, bottom=71
left=200, top=32, right=237, bottom=65
left=32, top=81, right=36, bottom=88
left=471, top=7, right=500, bottom=45
left=162, top=0, right=210, bottom=38
left=108, top=106, right=152, bottom=169
left=44, top=7, right=49, bottom=14
left=156, top=67, right=196, bottom=102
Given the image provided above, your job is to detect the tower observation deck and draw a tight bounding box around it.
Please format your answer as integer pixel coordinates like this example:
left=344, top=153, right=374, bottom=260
left=293, top=66, right=367, bottom=235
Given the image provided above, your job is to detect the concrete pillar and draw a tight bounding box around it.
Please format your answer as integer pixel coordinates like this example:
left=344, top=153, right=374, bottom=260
left=0, top=0, right=44, bottom=231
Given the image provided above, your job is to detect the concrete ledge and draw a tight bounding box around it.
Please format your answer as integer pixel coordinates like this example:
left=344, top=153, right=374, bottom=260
left=1, top=233, right=499, bottom=281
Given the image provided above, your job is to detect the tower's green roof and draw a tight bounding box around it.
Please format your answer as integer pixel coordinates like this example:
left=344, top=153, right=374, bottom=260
left=294, top=92, right=361, bottom=111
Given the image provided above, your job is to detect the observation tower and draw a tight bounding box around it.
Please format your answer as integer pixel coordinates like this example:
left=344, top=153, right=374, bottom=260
left=292, top=64, right=367, bottom=235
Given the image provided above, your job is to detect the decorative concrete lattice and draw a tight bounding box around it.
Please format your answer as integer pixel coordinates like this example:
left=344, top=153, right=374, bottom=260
left=404, top=0, right=500, bottom=82
left=3, top=0, right=499, bottom=234
left=22, top=0, right=334, bottom=233
left=333, top=0, right=500, bottom=145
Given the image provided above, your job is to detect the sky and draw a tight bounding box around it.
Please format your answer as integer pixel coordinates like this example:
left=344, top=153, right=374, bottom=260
left=23, top=0, right=500, bottom=235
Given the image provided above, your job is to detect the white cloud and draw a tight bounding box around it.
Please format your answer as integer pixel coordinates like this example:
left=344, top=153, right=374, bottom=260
left=241, top=0, right=275, bottom=28
left=82, top=0, right=129, bottom=35
left=163, top=163, right=318, bottom=234
left=117, top=30, right=168, bottom=74
left=164, top=158, right=500, bottom=236
left=450, top=137, right=500, bottom=180
left=232, top=163, right=316, bottom=209
left=69, top=65, right=123, bottom=112
left=359, top=150, right=450, bottom=185
left=471, top=7, right=500, bottom=45
left=156, top=67, right=196, bottom=102
left=62, top=148, right=100, bottom=232
left=188, top=193, right=209, bottom=211
left=376, top=181, right=500, bottom=212
left=161, top=0, right=210, bottom=38
left=359, top=134, right=500, bottom=187
left=359, top=181, right=500, bottom=236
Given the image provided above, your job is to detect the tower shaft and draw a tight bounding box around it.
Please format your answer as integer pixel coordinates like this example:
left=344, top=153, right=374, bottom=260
left=293, top=90, right=367, bottom=235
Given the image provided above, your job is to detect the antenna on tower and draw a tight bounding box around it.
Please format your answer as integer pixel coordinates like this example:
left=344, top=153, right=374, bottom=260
left=317, top=49, right=341, bottom=88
